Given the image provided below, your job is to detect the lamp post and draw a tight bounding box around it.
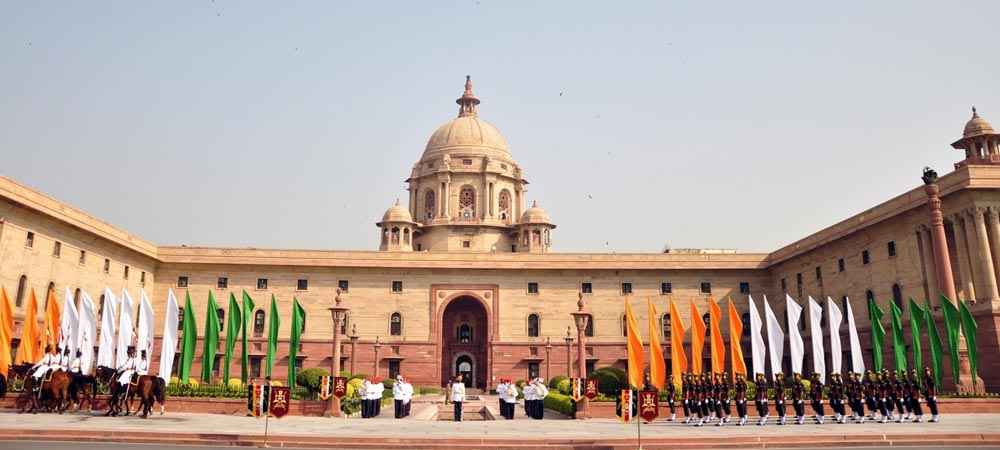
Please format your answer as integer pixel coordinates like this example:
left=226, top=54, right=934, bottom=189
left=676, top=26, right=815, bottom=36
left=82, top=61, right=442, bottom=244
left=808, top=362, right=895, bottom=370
left=326, top=288, right=349, bottom=418
left=545, top=337, right=552, bottom=381
left=564, top=327, right=574, bottom=378
left=570, top=292, right=590, bottom=419
left=373, top=336, right=382, bottom=377
left=349, top=324, right=359, bottom=376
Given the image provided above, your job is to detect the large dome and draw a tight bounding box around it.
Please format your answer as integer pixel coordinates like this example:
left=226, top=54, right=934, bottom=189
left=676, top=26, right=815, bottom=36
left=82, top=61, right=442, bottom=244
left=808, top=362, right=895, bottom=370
left=419, top=76, right=515, bottom=163
left=964, top=107, right=996, bottom=138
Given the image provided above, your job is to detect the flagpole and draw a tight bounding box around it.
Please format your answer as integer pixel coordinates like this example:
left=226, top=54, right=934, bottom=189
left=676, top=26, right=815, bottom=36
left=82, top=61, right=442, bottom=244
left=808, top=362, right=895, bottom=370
left=261, top=411, right=270, bottom=448
left=636, top=409, right=642, bottom=450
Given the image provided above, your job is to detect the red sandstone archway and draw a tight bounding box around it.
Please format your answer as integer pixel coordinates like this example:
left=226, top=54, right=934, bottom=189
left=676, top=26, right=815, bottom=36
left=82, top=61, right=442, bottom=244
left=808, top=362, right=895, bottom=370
left=439, top=295, right=490, bottom=389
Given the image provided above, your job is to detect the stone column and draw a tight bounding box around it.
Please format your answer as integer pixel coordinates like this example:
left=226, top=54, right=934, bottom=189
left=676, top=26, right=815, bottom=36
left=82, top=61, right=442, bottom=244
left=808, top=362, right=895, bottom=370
left=971, top=207, right=1000, bottom=303
left=409, top=183, right=417, bottom=219
left=564, top=328, right=573, bottom=379
left=953, top=213, right=977, bottom=302
left=571, top=293, right=591, bottom=419
left=439, top=181, right=446, bottom=218
left=987, top=208, right=1000, bottom=286
left=920, top=226, right=941, bottom=305
left=923, top=179, right=956, bottom=306
left=326, top=289, right=349, bottom=418
left=545, top=338, right=552, bottom=382
left=445, top=181, right=451, bottom=219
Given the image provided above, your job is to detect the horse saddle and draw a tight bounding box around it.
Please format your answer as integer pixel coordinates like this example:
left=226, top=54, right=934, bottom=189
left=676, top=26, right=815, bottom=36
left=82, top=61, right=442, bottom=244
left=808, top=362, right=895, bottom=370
left=129, top=374, right=140, bottom=387
left=42, top=370, right=54, bottom=383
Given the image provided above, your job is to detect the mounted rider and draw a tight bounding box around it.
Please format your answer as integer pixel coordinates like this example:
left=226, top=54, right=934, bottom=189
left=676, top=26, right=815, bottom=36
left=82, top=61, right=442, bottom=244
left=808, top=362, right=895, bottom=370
left=136, top=350, right=149, bottom=376
left=58, top=348, right=71, bottom=372
left=31, top=345, right=56, bottom=384
left=69, top=350, right=83, bottom=374
left=117, top=346, right=138, bottom=386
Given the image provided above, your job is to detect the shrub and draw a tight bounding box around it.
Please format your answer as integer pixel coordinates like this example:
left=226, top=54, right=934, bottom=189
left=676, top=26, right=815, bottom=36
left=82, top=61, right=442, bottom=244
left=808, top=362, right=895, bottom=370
left=340, top=371, right=351, bottom=378
left=418, top=387, right=439, bottom=395
left=515, top=379, right=526, bottom=389
left=382, top=378, right=396, bottom=391
left=227, top=378, right=243, bottom=391
left=590, top=367, right=626, bottom=393
left=544, top=392, right=575, bottom=416
left=557, top=378, right=572, bottom=396
left=296, top=367, right=331, bottom=394
left=346, top=378, right=362, bottom=399
left=186, top=378, right=200, bottom=387
left=169, top=376, right=180, bottom=385
left=549, top=375, right=568, bottom=389
left=270, top=380, right=283, bottom=387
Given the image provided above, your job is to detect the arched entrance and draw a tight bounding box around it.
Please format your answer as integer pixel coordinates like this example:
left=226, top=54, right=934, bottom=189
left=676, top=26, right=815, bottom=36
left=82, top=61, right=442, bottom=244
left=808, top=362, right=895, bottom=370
left=440, top=295, right=489, bottom=388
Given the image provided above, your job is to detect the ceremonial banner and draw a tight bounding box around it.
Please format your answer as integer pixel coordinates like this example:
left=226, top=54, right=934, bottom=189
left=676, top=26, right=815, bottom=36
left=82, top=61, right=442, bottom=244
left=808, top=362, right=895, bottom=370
left=585, top=378, right=599, bottom=400
left=638, top=389, right=659, bottom=423
left=333, top=376, right=348, bottom=399
left=763, top=295, right=784, bottom=380
left=318, top=375, right=334, bottom=400
left=785, top=294, right=804, bottom=375
left=571, top=377, right=584, bottom=401
left=248, top=384, right=270, bottom=418
left=827, top=296, right=843, bottom=375
left=808, top=296, right=825, bottom=382
left=747, top=295, right=766, bottom=378
left=669, top=296, right=686, bottom=390
left=616, top=389, right=636, bottom=423
left=623, top=296, right=643, bottom=389
left=708, top=297, right=725, bottom=374
left=845, top=297, right=865, bottom=374
left=268, top=386, right=291, bottom=419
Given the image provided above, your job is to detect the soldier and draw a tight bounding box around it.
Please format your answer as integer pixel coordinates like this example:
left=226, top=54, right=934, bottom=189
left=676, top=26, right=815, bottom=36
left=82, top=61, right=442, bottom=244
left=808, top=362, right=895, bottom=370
left=907, top=369, right=923, bottom=423
left=699, top=373, right=711, bottom=425
left=393, top=375, right=407, bottom=419
left=706, top=372, right=718, bottom=423
left=774, top=372, right=787, bottom=426
left=922, top=367, right=939, bottom=423
left=117, top=346, right=137, bottom=387
left=136, top=350, right=149, bottom=376
left=828, top=373, right=844, bottom=423
left=69, top=350, right=83, bottom=375
left=714, top=373, right=726, bottom=426
left=864, top=370, right=878, bottom=421
left=501, top=378, right=518, bottom=419
left=755, top=373, right=770, bottom=426
left=51, top=347, right=64, bottom=373
left=733, top=372, right=748, bottom=426
left=876, top=371, right=890, bottom=423
left=531, top=377, right=549, bottom=420
left=693, top=374, right=706, bottom=427
left=791, top=372, right=806, bottom=425
left=810, top=372, right=825, bottom=424
left=58, top=348, right=70, bottom=371
left=847, top=372, right=864, bottom=423
left=682, top=373, right=693, bottom=423
left=720, top=372, right=732, bottom=424
left=31, top=345, right=55, bottom=385
left=890, top=370, right=906, bottom=422
left=522, top=378, right=536, bottom=418
left=665, top=374, right=677, bottom=421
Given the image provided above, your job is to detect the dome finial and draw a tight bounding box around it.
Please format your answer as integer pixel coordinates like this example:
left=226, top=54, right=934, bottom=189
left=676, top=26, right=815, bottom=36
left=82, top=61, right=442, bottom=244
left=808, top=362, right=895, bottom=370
left=973, top=106, right=979, bottom=118
left=456, top=75, right=481, bottom=117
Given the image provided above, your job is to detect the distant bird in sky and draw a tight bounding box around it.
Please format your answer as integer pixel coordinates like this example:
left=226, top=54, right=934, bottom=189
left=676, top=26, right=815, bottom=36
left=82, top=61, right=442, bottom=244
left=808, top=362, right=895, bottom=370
left=588, top=195, right=592, bottom=199
left=559, top=92, right=563, bottom=96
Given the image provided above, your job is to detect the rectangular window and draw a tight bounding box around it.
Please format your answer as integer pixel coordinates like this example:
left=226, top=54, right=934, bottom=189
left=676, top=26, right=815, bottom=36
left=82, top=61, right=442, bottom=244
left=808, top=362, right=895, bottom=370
left=661, top=282, right=672, bottom=294
left=52, top=241, right=61, bottom=257
left=781, top=278, right=787, bottom=291
left=416, top=244, right=422, bottom=251
left=25, top=231, right=34, bottom=248
left=838, top=258, right=845, bottom=272
left=862, top=250, right=870, bottom=265
left=123, top=265, right=130, bottom=279
left=218, top=277, right=228, bottom=289
left=391, top=280, right=403, bottom=293
left=338, top=280, right=349, bottom=292
left=462, top=159, right=473, bottom=165
left=79, top=250, right=86, bottom=265
left=739, top=282, right=750, bottom=294
left=140, top=271, right=146, bottom=284
left=298, top=279, right=309, bottom=291
left=527, top=282, right=539, bottom=294
left=887, top=241, right=896, bottom=257
left=250, top=357, right=262, bottom=378
left=212, top=356, right=222, bottom=377
left=581, top=282, right=593, bottom=294
left=177, top=276, right=189, bottom=288
left=796, top=273, right=802, bottom=285
left=511, top=245, right=517, bottom=252
left=700, top=282, right=711, bottom=294
left=462, top=240, right=471, bottom=248
left=528, top=362, right=540, bottom=380
left=815, top=266, right=822, bottom=281
left=388, top=361, right=401, bottom=380
left=257, top=278, right=268, bottom=290
left=621, top=283, right=632, bottom=295
left=103, top=258, right=110, bottom=273
left=529, top=347, right=538, bottom=356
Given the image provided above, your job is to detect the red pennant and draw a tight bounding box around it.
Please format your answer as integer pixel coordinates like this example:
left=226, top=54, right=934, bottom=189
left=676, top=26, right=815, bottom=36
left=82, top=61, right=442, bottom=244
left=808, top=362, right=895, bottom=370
left=639, top=390, right=659, bottom=423
left=268, top=386, right=292, bottom=419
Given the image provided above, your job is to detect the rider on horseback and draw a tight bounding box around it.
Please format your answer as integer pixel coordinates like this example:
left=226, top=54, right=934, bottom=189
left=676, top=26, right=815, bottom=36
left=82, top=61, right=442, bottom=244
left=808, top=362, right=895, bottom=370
left=117, top=346, right=137, bottom=386
left=136, top=350, right=149, bottom=376
left=70, top=350, right=83, bottom=374
left=31, top=345, right=55, bottom=385
left=59, top=348, right=71, bottom=372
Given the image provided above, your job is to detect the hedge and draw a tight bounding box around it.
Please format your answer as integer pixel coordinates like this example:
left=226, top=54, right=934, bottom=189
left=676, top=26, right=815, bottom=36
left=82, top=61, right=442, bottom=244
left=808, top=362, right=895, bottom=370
left=544, top=392, right=575, bottom=416
left=549, top=375, right=568, bottom=389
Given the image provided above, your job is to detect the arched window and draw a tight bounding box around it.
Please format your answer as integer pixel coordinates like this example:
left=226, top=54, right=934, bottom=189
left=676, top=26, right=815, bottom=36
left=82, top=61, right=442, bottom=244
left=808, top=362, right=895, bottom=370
left=254, top=309, right=265, bottom=335
left=584, top=314, right=594, bottom=337
left=702, top=313, right=710, bottom=326
left=381, top=228, right=388, bottom=245
left=543, top=229, right=550, bottom=246
left=892, top=284, right=903, bottom=311
left=390, top=226, right=400, bottom=244
left=741, top=313, right=750, bottom=336
left=46, top=282, right=55, bottom=310
left=403, top=228, right=410, bottom=245
left=15, top=275, right=27, bottom=307
left=459, top=185, right=476, bottom=217
left=498, top=189, right=511, bottom=222
left=177, top=308, right=185, bottom=331
left=662, top=313, right=670, bottom=338
left=532, top=229, right=541, bottom=245
left=621, top=314, right=628, bottom=337
left=527, top=313, right=539, bottom=337
left=459, top=324, right=472, bottom=342
left=424, top=190, right=435, bottom=220
left=391, top=312, right=402, bottom=336
left=865, top=289, right=875, bottom=319
left=216, top=308, right=225, bottom=332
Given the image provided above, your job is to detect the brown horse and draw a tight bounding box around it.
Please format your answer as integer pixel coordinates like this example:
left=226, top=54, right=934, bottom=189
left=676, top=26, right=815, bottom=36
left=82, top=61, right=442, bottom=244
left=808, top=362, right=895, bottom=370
left=95, top=366, right=133, bottom=416
left=67, top=372, right=98, bottom=413
left=22, top=370, right=72, bottom=414
left=135, top=376, right=166, bottom=418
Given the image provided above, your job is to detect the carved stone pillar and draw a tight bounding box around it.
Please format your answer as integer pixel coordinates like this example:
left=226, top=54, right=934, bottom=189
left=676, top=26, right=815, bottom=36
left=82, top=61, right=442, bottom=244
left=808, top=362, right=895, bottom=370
left=987, top=208, right=1000, bottom=287
left=971, top=207, right=1000, bottom=303
left=953, top=213, right=977, bottom=302
left=920, top=226, right=940, bottom=305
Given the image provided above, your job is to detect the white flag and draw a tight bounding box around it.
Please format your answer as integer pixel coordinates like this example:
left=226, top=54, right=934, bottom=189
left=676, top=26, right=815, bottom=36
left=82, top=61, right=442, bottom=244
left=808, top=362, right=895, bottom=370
left=808, top=296, right=825, bottom=383
left=137, top=289, right=155, bottom=358
left=59, top=287, right=80, bottom=358
left=845, top=297, right=865, bottom=374
left=78, top=290, right=98, bottom=375
left=116, top=289, right=136, bottom=368
left=97, top=288, right=118, bottom=369
left=785, top=294, right=804, bottom=375
left=159, top=289, right=180, bottom=384
left=748, top=295, right=767, bottom=377
left=763, top=295, right=785, bottom=379
left=827, top=297, right=843, bottom=375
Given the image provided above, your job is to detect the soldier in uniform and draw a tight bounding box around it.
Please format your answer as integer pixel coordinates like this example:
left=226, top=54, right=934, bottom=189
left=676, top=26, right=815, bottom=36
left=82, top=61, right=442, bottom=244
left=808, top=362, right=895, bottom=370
left=682, top=373, right=693, bottom=423
left=720, top=372, right=732, bottom=424
left=117, top=346, right=137, bottom=387
left=69, top=350, right=83, bottom=375
left=890, top=370, right=905, bottom=422
left=699, top=373, right=711, bottom=425
left=907, top=369, right=923, bottom=422
left=706, top=373, right=718, bottom=423
left=665, top=374, right=677, bottom=421
left=733, top=372, right=748, bottom=426
left=774, top=372, right=787, bottom=425
left=51, top=347, right=64, bottom=373
left=828, top=373, right=844, bottom=423
left=58, top=348, right=70, bottom=371
left=922, top=367, right=939, bottom=423
left=136, top=350, right=149, bottom=376
left=810, top=372, right=825, bottom=424
left=754, top=373, right=769, bottom=426
left=693, top=374, right=706, bottom=427
left=864, top=370, right=879, bottom=421
left=847, top=372, right=864, bottom=423
left=714, top=373, right=725, bottom=426
left=31, top=345, right=55, bottom=385
left=393, top=375, right=407, bottom=419
left=876, top=371, right=890, bottom=423
left=791, top=372, right=806, bottom=425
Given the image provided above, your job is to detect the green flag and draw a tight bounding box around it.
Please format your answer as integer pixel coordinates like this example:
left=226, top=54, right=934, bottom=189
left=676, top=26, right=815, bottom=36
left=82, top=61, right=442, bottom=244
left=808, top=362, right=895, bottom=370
left=889, top=299, right=906, bottom=374
left=940, top=295, right=961, bottom=386
left=201, top=291, right=221, bottom=382
left=266, top=294, right=280, bottom=379
left=289, top=297, right=306, bottom=385
left=178, top=291, right=197, bottom=383
left=224, top=292, right=241, bottom=382
left=958, top=300, right=979, bottom=388
left=908, top=298, right=925, bottom=376
left=925, top=300, right=944, bottom=387
left=869, top=298, right=885, bottom=372
left=241, top=291, right=256, bottom=383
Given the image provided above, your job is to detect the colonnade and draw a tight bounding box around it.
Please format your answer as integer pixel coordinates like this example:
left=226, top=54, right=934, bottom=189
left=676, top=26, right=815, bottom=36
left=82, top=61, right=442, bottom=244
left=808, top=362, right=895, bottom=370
left=919, top=206, right=1000, bottom=305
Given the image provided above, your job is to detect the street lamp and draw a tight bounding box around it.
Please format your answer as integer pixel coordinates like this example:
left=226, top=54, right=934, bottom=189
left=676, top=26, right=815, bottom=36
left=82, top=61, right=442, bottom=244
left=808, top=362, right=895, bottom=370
left=373, top=336, right=382, bottom=377
left=564, top=327, right=574, bottom=379
left=326, top=288, right=349, bottom=418
left=545, top=337, right=552, bottom=381
left=349, top=324, right=359, bottom=376
left=570, top=292, right=590, bottom=419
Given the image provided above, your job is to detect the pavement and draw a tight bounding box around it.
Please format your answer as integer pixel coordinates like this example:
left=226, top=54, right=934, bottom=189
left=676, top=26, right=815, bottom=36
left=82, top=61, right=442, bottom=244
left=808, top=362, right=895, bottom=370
left=2, top=394, right=1000, bottom=449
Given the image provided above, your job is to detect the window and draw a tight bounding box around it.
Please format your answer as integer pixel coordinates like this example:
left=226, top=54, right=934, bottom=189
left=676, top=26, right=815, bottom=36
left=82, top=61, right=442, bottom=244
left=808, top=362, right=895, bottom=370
left=177, top=308, right=185, bottom=331
left=662, top=313, right=670, bottom=336
left=52, top=241, right=61, bottom=257
left=391, top=281, right=403, bottom=293
left=391, top=312, right=402, bottom=336
left=739, top=282, right=750, bottom=294
left=527, top=282, right=539, bottom=294
left=581, top=283, right=593, bottom=294
left=498, top=190, right=511, bottom=221
left=781, top=278, right=787, bottom=291
left=15, top=275, right=27, bottom=307
left=527, top=313, right=539, bottom=337
left=621, top=314, right=628, bottom=336
left=528, top=362, right=540, bottom=380
left=250, top=357, right=261, bottom=378
left=702, top=313, right=710, bottom=325
left=459, top=185, right=476, bottom=217
left=177, top=276, right=188, bottom=288
left=838, top=258, right=845, bottom=272
left=862, top=250, right=870, bottom=265
left=741, top=313, right=750, bottom=336
left=98, top=294, right=105, bottom=319
left=338, top=280, right=349, bottom=292
left=584, top=314, right=594, bottom=337
left=216, top=308, right=225, bottom=332
left=661, top=282, right=672, bottom=295
left=621, top=283, right=632, bottom=295
left=298, top=279, right=309, bottom=291
left=140, top=271, right=146, bottom=284
left=302, top=310, right=307, bottom=332
left=462, top=159, right=472, bottom=165
left=79, top=250, right=86, bottom=265
left=887, top=241, right=896, bottom=257
left=218, top=277, right=228, bottom=289
left=815, top=266, right=822, bottom=283
left=462, top=240, right=471, bottom=248
left=892, top=283, right=903, bottom=310
left=123, top=265, right=129, bottom=279
left=256, top=278, right=268, bottom=290
left=25, top=231, right=34, bottom=248
left=254, top=310, right=266, bottom=336
left=424, top=190, right=435, bottom=220
left=103, top=259, right=110, bottom=273
left=212, top=355, right=222, bottom=377
left=700, top=282, right=711, bottom=294
left=796, top=273, right=803, bottom=285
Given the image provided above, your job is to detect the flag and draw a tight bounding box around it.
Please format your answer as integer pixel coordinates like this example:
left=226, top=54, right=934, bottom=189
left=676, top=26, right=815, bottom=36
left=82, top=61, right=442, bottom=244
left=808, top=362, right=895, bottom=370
left=669, top=296, right=686, bottom=390
left=137, top=290, right=155, bottom=357
left=785, top=295, right=804, bottom=375
left=647, top=297, right=665, bottom=391
left=845, top=297, right=864, bottom=374
left=616, top=389, right=636, bottom=423
left=940, top=295, right=961, bottom=385
left=159, top=290, right=180, bottom=384
left=807, top=297, right=825, bottom=383
left=202, top=291, right=221, bottom=383
left=827, top=297, right=843, bottom=375
left=241, top=291, right=256, bottom=384
left=0, top=288, right=14, bottom=377
left=225, top=292, right=241, bottom=382
left=41, top=288, right=61, bottom=355
left=96, top=288, right=118, bottom=369
left=728, top=297, right=746, bottom=380
left=116, top=289, right=135, bottom=369
left=958, top=299, right=979, bottom=387
left=763, top=295, right=784, bottom=379
left=925, top=299, right=944, bottom=387
left=708, top=297, right=725, bottom=374
left=59, top=287, right=80, bottom=357
left=868, top=297, right=885, bottom=372
left=266, top=294, right=280, bottom=379
left=289, top=297, right=306, bottom=385
left=623, top=296, right=644, bottom=389
left=78, top=290, right=97, bottom=375
left=14, top=289, right=39, bottom=365
left=908, top=298, right=925, bottom=376
left=179, top=291, right=197, bottom=382
left=748, top=295, right=766, bottom=378
left=890, top=299, right=906, bottom=373
left=690, top=299, right=706, bottom=374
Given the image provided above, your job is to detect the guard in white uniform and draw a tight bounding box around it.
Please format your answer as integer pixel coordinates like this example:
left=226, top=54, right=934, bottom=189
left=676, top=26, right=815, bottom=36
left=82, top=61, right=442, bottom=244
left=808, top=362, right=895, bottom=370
left=31, top=345, right=55, bottom=381
left=136, top=350, right=149, bottom=376
left=117, top=346, right=137, bottom=386
left=69, top=350, right=83, bottom=374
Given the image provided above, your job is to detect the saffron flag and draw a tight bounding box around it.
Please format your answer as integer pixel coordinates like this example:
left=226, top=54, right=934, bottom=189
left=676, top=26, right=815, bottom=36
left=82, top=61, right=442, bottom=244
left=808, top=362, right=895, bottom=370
left=908, top=298, right=925, bottom=375
left=14, top=289, right=39, bottom=365
left=748, top=295, right=766, bottom=378
left=807, top=297, right=825, bottom=383
left=940, top=295, right=961, bottom=384
left=890, top=299, right=906, bottom=373
left=958, top=299, right=979, bottom=387
left=0, top=288, right=14, bottom=377
left=159, top=290, right=180, bottom=384
left=763, top=295, right=784, bottom=379
left=727, top=297, right=746, bottom=380
left=647, top=297, right=665, bottom=391
left=116, top=289, right=135, bottom=369
left=869, top=297, right=885, bottom=372
left=41, top=288, right=61, bottom=355
left=845, top=297, right=865, bottom=374
left=179, top=291, right=198, bottom=382
left=925, top=299, right=943, bottom=387
left=827, top=297, right=843, bottom=375
left=708, top=297, right=725, bottom=374
left=241, top=291, right=256, bottom=384
left=785, top=295, right=804, bottom=375
left=59, top=287, right=80, bottom=357
left=669, top=297, right=686, bottom=389
left=289, top=297, right=306, bottom=385
left=623, top=296, right=644, bottom=390
left=224, top=292, right=241, bottom=382
left=137, top=290, right=155, bottom=357
left=202, top=291, right=221, bottom=383
left=96, top=288, right=118, bottom=369
left=690, top=299, right=706, bottom=374
left=78, top=290, right=97, bottom=375
left=266, top=294, right=280, bottom=379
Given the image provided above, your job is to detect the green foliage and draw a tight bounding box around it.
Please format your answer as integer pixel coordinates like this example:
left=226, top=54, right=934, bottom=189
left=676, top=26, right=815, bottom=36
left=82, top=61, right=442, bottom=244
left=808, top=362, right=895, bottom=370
left=346, top=378, right=362, bottom=399
left=186, top=378, right=200, bottom=387
left=515, top=379, right=526, bottom=389
left=227, top=378, right=243, bottom=391
left=351, top=373, right=371, bottom=381
left=382, top=378, right=396, bottom=391
left=589, top=367, right=626, bottom=392
left=295, top=367, right=331, bottom=394
left=169, top=376, right=180, bottom=385
left=340, top=371, right=351, bottom=378
left=549, top=375, right=568, bottom=389
left=544, top=392, right=576, bottom=416
left=418, top=387, right=439, bottom=395
left=557, top=378, right=572, bottom=396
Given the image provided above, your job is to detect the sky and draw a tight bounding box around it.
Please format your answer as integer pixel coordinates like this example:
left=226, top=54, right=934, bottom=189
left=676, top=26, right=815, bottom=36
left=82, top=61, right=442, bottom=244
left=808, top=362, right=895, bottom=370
left=2, top=1, right=999, bottom=254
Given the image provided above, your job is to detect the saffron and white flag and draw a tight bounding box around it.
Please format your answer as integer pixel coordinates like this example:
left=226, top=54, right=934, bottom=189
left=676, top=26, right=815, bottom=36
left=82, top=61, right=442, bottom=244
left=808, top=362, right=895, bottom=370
left=59, top=287, right=80, bottom=357
left=748, top=295, right=767, bottom=377
left=78, top=290, right=98, bottom=375
left=845, top=297, right=865, bottom=374
left=137, top=289, right=155, bottom=357
left=116, top=289, right=135, bottom=368
left=96, top=288, right=118, bottom=369
left=785, top=294, right=804, bottom=375
left=159, top=289, right=180, bottom=384
left=827, top=296, right=843, bottom=375
left=763, top=295, right=784, bottom=379
left=808, top=296, right=825, bottom=382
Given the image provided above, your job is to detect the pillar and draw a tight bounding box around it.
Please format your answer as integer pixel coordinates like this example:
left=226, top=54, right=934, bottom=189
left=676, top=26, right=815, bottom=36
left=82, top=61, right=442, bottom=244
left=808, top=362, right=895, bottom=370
left=953, top=213, right=977, bottom=302
left=920, top=226, right=940, bottom=305
left=971, top=207, right=1000, bottom=303
left=924, top=182, right=956, bottom=304
left=987, top=208, right=1000, bottom=287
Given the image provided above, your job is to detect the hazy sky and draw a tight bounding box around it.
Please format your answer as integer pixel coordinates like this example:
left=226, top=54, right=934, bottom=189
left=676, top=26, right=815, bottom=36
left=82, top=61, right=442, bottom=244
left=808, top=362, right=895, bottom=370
left=2, top=1, right=998, bottom=254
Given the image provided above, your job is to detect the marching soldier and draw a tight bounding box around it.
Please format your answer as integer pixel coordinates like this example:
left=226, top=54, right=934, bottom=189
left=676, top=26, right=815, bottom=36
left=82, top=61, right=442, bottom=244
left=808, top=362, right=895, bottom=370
left=732, top=372, right=747, bottom=426
left=907, top=369, right=923, bottom=422
left=393, top=375, right=407, bottom=419
left=810, top=372, right=825, bottom=424
left=714, top=373, right=726, bottom=426
left=774, top=372, right=787, bottom=425
left=829, top=373, right=845, bottom=423
left=754, top=373, right=769, bottom=426
left=720, top=372, right=732, bottom=424
left=876, top=371, right=890, bottom=423
left=682, top=373, right=693, bottom=423
left=890, top=370, right=906, bottom=422
left=847, top=372, right=864, bottom=423
left=665, top=374, right=677, bottom=421
left=923, top=367, right=939, bottom=423
left=699, top=373, right=711, bottom=425
left=791, top=372, right=805, bottom=425
left=864, top=371, right=879, bottom=422
left=693, top=374, right=706, bottom=426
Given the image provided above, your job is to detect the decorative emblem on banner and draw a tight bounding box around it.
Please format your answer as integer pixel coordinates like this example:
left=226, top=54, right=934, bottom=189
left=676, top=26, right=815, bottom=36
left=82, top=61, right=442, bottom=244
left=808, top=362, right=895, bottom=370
left=585, top=378, right=599, bottom=400
left=571, top=378, right=584, bottom=401
left=639, top=389, right=659, bottom=423
left=319, top=376, right=333, bottom=400
left=268, top=386, right=291, bottom=419
left=247, top=384, right=270, bottom=418
left=333, top=376, right=348, bottom=399
left=616, top=389, right=637, bottom=423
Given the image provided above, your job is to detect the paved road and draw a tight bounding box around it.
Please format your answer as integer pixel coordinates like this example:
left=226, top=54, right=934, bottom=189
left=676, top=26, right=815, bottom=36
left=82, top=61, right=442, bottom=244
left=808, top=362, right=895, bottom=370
left=0, top=444, right=996, bottom=450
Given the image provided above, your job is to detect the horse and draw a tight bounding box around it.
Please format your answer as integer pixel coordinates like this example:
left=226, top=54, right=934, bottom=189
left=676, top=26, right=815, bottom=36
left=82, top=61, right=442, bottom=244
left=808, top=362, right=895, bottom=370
left=66, top=372, right=98, bottom=413
left=135, top=376, right=166, bottom=418
left=22, top=370, right=72, bottom=414
left=0, top=373, right=6, bottom=399
left=95, top=366, right=131, bottom=416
